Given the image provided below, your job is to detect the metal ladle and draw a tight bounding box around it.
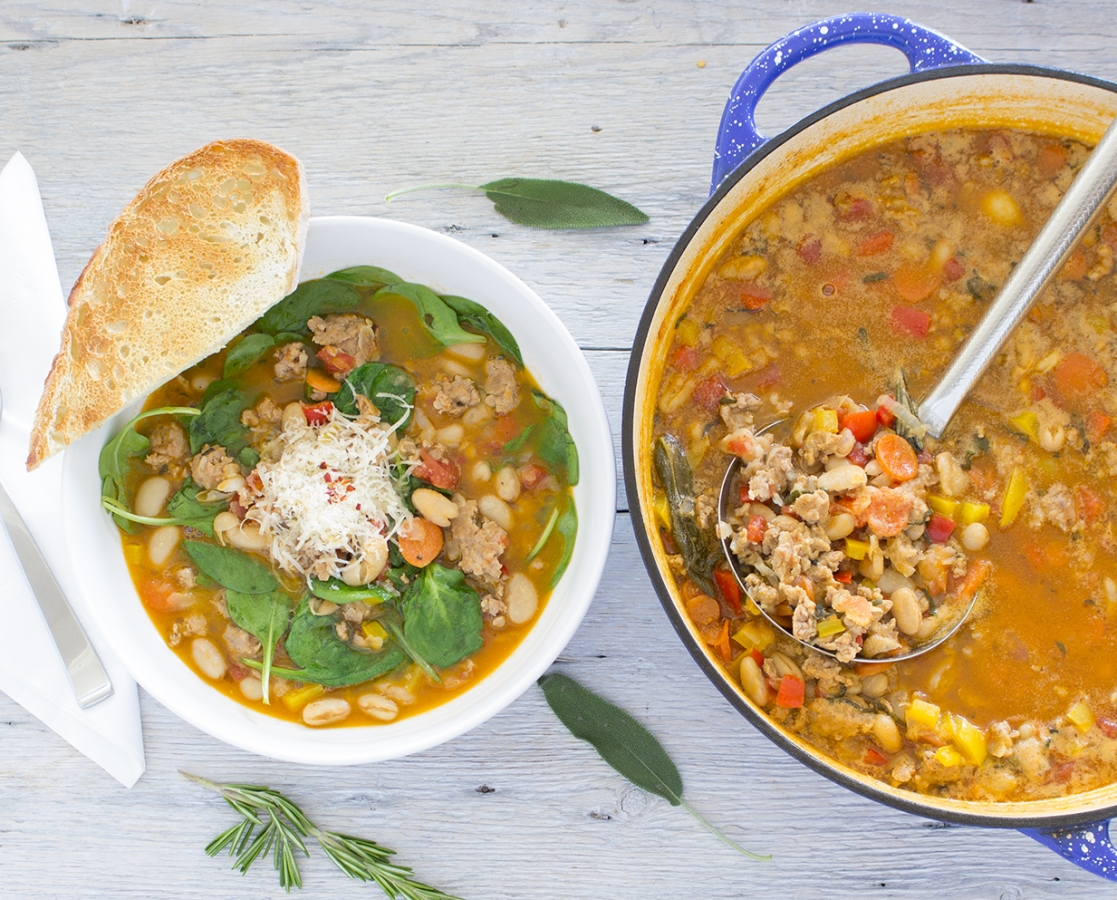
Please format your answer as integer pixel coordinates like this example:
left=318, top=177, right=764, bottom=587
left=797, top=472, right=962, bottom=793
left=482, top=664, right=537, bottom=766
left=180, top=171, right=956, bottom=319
left=718, top=114, right=1117, bottom=663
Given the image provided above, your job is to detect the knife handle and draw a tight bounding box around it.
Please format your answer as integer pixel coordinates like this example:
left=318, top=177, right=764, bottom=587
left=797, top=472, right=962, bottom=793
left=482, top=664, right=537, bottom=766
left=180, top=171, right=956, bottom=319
left=0, top=477, right=113, bottom=708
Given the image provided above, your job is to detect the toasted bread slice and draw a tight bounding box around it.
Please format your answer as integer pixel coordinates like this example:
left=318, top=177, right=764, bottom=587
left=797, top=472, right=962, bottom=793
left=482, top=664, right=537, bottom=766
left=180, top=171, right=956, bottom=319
left=27, top=139, right=308, bottom=469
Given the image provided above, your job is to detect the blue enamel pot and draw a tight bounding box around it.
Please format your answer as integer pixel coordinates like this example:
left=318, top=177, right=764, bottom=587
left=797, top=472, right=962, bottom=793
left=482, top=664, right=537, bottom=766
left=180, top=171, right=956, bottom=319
left=622, top=12, right=1117, bottom=881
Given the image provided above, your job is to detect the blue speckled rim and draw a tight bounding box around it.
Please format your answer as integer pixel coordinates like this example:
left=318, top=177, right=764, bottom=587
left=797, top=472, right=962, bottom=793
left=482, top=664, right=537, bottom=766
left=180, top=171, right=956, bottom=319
left=622, top=56, right=1117, bottom=846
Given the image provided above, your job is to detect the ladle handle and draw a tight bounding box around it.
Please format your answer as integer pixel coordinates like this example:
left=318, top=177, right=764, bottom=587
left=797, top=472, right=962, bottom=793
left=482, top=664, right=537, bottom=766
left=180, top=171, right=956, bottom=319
left=918, top=115, right=1117, bottom=438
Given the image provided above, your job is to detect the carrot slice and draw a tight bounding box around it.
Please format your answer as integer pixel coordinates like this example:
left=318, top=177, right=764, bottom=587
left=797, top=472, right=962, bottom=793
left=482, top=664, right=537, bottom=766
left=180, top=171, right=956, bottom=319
left=306, top=367, right=342, bottom=394
left=866, top=489, right=914, bottom=537
left=893, top=261, right=942, bottom=303
left=874, top=433, right=919, bottom=482
left=1053, top=352, right=1109, bottom=401
left=397, top=517, right=444, bottom=567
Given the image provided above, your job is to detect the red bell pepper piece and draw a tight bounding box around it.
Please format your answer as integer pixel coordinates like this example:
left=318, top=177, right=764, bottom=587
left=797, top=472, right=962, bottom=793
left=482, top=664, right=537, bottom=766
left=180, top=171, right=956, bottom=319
left=303, top=401, right=333, bottom=426
left=713, top=567, right=742, bottom=615
left=746, top=515, right=768, bottom=544
left=891, top=305, right=931, bottom=338
left=926, top=512, right=956, bottom=543
left=775, top=674, right=805, bottom=708
left=838, top=409, right=878, bottom=443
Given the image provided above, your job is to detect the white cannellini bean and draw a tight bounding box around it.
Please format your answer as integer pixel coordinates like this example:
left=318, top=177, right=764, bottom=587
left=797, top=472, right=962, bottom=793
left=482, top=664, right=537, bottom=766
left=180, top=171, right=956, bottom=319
left=505, top=573, right=539, bottom=624
left=739, top=656, right=770, bottom=706
left=358, top=693, right=399, bottom=721
left=462, top=403, right=492, bottom=426
left=302, top=697, right=351, bottom=726
left=381, top=685, right=415, bottom=705
left=873, top=713, right=903, bottom=753
left=446, top=341, right=486, bottom=362
left=281, top=401, right=305, bottom=432
left=479, top=494, right=513, bottom=531
left=190, top=373, right=215, bottom=392
left=342, top=535, right=389, bottom=585
left=436, top=423, right=464, bottom=447
left=876, top=568, right=915, bottom=596
left=824, top=512, right=856, bottom=541
left=961, top=522, right=990, bottom=551
left=440, top=359, right=472, bottom=378
left=891, top=586, right=922, bottom=636
left=817, top=465, right=868, bottom=493
left=495, top=465, right=521, bottom=502
left=824, top=456, right=853, bottom=471
left=864, top=460, right=883, bottom=477
left=192, top=638, right=226, bottom=680
left=134, top=476, right=173, bottom=518
left=472, top=460, right=492, bottom=482
left=226, top=520, right=270, bottom=552
left=935, top=452, right=968, bottom=497
left=411, top=488, right=460, bottom=527
left=861, top=673, right=890, bottom=698
left=768, top=651, right=803, bottom=681
left=239, top=676, right=264, bottom=701
left=1039, top=423, right=1066, bottom=453
left=147, top=525, right=181, bottom=566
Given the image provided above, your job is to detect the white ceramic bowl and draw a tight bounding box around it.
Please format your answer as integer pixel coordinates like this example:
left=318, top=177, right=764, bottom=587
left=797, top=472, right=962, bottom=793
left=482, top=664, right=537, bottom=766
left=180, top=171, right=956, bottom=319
left=62, top=215, right=615, bottom=764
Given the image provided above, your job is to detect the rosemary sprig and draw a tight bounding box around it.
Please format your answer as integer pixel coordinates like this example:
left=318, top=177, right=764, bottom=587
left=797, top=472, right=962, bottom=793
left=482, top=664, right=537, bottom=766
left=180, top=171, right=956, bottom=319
left=184, top=772, right=463, bottom=898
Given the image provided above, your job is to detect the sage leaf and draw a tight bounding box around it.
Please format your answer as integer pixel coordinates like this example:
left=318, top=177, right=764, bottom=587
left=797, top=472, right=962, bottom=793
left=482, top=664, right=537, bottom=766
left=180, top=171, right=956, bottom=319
left=440, top=294, right=523, bottom=366
left=325, top=265, right=402, bottom=288
left=374, top=283, right=484, bottom=348
left=539, top=673, right=769, bottom=861
left=654, top=434, right=716, bottom=596
left=183, top=540, right=277, bottom=594
left=225, top=589, right=292, bottom=703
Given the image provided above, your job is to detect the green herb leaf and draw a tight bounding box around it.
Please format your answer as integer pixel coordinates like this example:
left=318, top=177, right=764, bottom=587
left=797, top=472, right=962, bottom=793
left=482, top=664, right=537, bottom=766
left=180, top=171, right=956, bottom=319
left=379, top=607, right=442, bottom=684
left=532, top=391, right=579, bottom=485
left=654, top=434, right=717, bottom=596
left=440, top=294, right=523, bottom=366
left=223, top=333, right=277, bottom=378
left=503, top=424, right=535, bottom=455
left=324, top=265, right=402, bottom=288
left=238, top=447, right=261, bottom=469
left=332, top=361, right=416, bottom=428
left=539, top=674, right=769, bottom=861
left=551, top=498, right=578, bottom=588
left=164, top=479, right=228, bottom=537
left=967, top=272, right=997, bottom=303
left=479, top=177, right=648, bottom=229
left=183, top=540, right=277, bottom=594
left=257, top=280, right=361, bottom=335
left=309, top=578, right=396, bottom=605
left=862, top=271, right=889, bottom=284
left=189, top=385, right=250, bottom=456
left=400, top=564, right=483, bottom=669
left=374, top=283, right=484, bottom=348
left=279, top=598, right=407, bottom=687
left=225, top=589, right=292, bottom=704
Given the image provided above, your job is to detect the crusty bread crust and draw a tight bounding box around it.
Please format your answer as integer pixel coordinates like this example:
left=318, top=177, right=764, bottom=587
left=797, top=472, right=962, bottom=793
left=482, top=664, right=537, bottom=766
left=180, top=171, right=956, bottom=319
left=27, top=139, right=308, bottom=469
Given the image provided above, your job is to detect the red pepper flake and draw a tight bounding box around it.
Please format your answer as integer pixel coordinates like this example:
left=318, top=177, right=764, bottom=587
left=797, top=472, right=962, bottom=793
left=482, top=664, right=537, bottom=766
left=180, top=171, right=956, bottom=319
left=323, top=472, right=332, bottom=482
left=355, top=504, right=362, bottom=511
left=319, top=461, right=328, bottom=469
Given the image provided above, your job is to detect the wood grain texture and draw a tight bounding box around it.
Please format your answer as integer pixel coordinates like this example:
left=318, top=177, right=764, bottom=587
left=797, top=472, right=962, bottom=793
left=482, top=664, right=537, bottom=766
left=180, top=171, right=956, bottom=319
left=2, top=1, right=1116, bottom=897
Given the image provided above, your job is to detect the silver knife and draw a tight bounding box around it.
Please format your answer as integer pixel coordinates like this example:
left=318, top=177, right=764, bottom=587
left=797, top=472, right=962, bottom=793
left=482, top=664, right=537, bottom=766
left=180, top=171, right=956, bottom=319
left=0, top=475, right=113, bottom=708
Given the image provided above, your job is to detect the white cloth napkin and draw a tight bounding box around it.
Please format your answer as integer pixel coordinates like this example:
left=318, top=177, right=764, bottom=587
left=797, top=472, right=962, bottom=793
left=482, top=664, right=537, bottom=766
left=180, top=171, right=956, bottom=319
left=0, top=152, right=144, bottom=787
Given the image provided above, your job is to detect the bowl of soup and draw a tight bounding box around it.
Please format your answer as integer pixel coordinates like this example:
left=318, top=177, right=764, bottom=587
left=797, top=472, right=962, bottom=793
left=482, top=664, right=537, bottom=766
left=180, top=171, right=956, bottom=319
left=624, top=15, right=1117, bottom=834
left=64, top=215, right=615, bottom=763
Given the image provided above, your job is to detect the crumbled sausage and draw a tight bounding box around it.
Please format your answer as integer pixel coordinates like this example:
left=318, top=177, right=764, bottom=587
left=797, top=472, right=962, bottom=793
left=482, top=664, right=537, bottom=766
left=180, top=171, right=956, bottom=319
left=224, top=622, right=261, bottom=659
left=273, top=342, right=308, bottom=381
left=190, top=444, right=240, bottom=491
left=170, top=613, right=207, bottom=647
left=450, top=497, right=510, bottom=584
left=483, top=358, right=519, bottom=415
left=432, top=375, right=481, bottom=417
left=241, top=396, right=283, bottom=442
left=720, top=392, right=762, bottom=431
left=480, top=593, right=509, bottom=629
left=308, top=314, right=379, bottom=365
left=145, top=422, right=190, bottom=475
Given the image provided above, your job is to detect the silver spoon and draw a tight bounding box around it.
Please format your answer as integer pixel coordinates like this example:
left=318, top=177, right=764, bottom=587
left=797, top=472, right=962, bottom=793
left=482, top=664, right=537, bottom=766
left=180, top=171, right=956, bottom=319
left=0, top=387, right=113, bottom=707
left=718, top=114, right=1117, bottom=663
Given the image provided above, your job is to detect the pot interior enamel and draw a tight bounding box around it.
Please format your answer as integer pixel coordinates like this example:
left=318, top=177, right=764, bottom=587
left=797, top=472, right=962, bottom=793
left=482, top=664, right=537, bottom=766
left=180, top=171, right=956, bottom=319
left=628, top=68, right=1117, bottom=826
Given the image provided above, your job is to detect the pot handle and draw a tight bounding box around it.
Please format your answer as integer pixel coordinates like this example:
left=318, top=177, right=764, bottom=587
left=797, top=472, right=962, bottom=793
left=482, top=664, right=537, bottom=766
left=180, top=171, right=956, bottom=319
left=1021, top=821, right=1117, bottom=880
left=710, top=13, right=986, bottom=193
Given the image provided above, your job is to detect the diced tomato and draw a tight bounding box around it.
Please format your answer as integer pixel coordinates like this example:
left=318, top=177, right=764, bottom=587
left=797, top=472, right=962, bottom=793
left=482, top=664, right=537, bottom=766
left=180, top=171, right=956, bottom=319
left=942, top=256, right=966, bottom=282
left=863, top=746, right=889, bottom=767
left=303, top=401, right=333, bottom=426
left=316, top=346, right=356, bottom=376
left=749, top=649, right=765, bottom=668
left=737, top=284, right=772, bottom=311
left=835, top=194, right=872, bottom=222
left=139, top=580, right=177, bottom=612
left=1076, top=484, right=1104, bottom=525
left=1032, top=385, right=1046, bottom=403
left=1053, top=352, right=1109, bottom=401
left=1087, top=410, right=1112, bottom=445
left=838, top=409, right=878, bottom=443
left=797, top=235, right=822, bottom=265
left=926, top=512, right=957, bottom=543
left=670, top=345, right=700, bottom=371
left=495, top=415, right=521, bottom=442
left=890, top=304, right=931, bottom=338
left=713, top=567, right=742, bottom=615
left=857, top=230, right=894, bottom=256
left=876, top=402, right=896, bottom=428
left=847, top=443, right=869, bottom=467
left=746, top=515, right=768, bottom=544
left=727, top=433, right=755, bottom=457
left=1097, top=717, right=1117, bottom=739
left=416, top=449, right=460, bottom=490
left=738, top=484, right=751, bottom=505
left=758, top=366, right=781, bottom=390
left=517, top=464, right=548, bottom=490
left=692, top=375, right=727, bottom=412
left=834, top=569, right=853, bottom=583
left=1038, top=142, right=1070, bottom=178
left=227, top=661, right=250, bottom=682
left=775, top=674, right=805, bottom=708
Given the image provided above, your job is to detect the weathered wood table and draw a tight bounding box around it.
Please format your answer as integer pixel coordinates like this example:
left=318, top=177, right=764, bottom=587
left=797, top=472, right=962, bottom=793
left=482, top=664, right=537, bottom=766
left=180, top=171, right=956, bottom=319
left=2, top=2, right=1114, bottom=897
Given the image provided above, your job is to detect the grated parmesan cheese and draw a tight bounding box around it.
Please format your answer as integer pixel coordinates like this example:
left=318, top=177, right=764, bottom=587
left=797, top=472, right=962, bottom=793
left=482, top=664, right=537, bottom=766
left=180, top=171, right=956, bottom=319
left=247, top=405, right=417, bottom=581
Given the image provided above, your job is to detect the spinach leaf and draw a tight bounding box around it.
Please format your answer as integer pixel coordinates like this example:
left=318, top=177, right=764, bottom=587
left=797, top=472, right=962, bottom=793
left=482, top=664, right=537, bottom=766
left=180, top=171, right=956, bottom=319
left=374, top=283, right=485, bottom=348
left=99, top=406, right=200, bottom=532
left=309, top=578, right=396, bottom=605
left=503, top=424, right=534, bottom=455
left=532, top=391, right=579, bottom=485
left=325, top=265, right=402, bottom=288
left=551, top=497, right=578, bottom=588
left=163, top=479, right=227, bottom=537
left=238, top=447, right=261, bottom=469
left=280, top=598, right=407, bottom=687
left=440, top=294, right=523, bottom=366
left=223, top=333, right=276, bottom=378
left=225, top=589, right=292, bottom=704
left=332, top=361, right=416, bottom=428
left=379, top=607, right=441, bottom=684
left=189, top=384, right=250, bottom=455
left=183, top=540, right=277, bottom=594
left=400, top=564, right=483, bottom=669
left=256, top=280, right=361, bottom=335
left=385, top=543, right=420, bottom=592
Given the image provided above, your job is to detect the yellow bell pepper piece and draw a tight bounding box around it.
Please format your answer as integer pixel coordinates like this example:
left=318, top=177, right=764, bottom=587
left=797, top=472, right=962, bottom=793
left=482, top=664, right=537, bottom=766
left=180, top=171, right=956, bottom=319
left=1010, top=412, right=1040, bottom=442
left=675, top=317, right=701, bottom=347
left=1068, top=702, right=1096, bottom=734
left=906, top=697, right=941, bottom=729
left=934, top=746, right=964, bottom=768
left=928, top=495, right=959, bottom=518
left=816, top=616, right=846, bottom=638
left=362, top=620, right=389, bottom=650
left=844, top=538, right=870, bottom=561
left=712, top=335, right=754, bottom=377
left=1000, top=468, right=1028, bottom=528
left=653, top=491, right=671, bottom=531
left=281, top=683, right=325, bottom=711
left=951, top=715, right=988, bottom=765
left=732, top=620, right=776, bottom=652
left=958, top=501, right=990, bottom=525
left=402, top=663, right=425, bottom=692
left=981, top=189, right=1023, bottom=226
left=812, top=407, right=839, bottom=435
